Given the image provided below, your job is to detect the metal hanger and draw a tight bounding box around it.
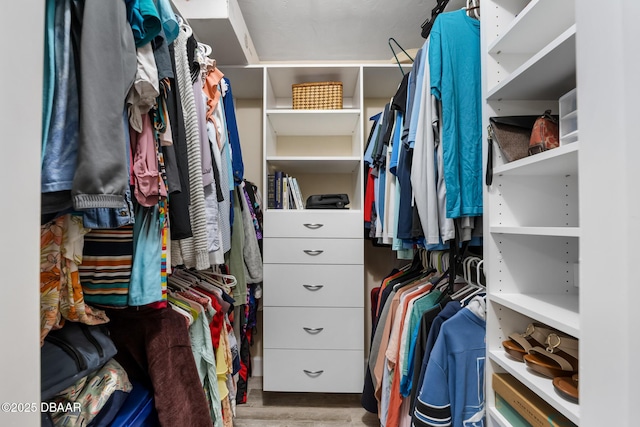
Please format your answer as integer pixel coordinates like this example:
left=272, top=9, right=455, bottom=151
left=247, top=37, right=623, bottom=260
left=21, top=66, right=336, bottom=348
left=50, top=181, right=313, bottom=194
left=388, top=37, right=414, bottom=76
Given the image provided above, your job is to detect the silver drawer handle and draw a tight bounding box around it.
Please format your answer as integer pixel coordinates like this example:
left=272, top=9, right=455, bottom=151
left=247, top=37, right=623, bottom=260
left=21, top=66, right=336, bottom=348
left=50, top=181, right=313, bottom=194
left=303, top=370, right=324, bottom=377
left=303, top=223, right=324, bottom=229
left=302, top=284, right=324, bottom=291
left=303, top=327, right=324, bottom=334
left=303, top=249, right=324, bottom=256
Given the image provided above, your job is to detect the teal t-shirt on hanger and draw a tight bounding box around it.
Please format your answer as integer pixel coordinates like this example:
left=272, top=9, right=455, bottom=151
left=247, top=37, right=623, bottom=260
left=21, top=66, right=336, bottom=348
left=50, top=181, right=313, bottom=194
left=429, top=9, right=482, bottom=219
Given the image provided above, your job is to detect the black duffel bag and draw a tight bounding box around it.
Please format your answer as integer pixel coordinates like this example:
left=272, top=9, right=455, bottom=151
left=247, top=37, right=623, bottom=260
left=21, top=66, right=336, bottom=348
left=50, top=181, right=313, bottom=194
left=41, top=322, right=117, bottom=401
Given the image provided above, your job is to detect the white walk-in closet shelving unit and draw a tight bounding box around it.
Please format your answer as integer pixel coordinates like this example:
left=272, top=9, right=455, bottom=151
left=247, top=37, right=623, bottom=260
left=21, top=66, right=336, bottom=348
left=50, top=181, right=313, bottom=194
left=482, top=0, right=580, bottom=425
left=238, top=63, right=409, bottom=392
left=482, top=3, right=640, bottom=425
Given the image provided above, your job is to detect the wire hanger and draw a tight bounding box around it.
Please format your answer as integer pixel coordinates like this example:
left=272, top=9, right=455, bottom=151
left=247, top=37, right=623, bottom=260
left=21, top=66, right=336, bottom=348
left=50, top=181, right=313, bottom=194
left=388, top=37, right=414, bottom=76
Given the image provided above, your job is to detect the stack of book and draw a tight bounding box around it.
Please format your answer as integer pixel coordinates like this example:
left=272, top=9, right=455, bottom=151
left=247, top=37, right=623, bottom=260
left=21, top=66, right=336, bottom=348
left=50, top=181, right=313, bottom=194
left=268, top=171, right=305, bottom=209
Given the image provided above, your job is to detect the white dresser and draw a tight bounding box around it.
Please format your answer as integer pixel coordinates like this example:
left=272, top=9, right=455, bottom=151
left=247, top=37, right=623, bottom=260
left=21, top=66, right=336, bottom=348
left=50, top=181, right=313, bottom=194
left=262, top=210, right=364, bottom=392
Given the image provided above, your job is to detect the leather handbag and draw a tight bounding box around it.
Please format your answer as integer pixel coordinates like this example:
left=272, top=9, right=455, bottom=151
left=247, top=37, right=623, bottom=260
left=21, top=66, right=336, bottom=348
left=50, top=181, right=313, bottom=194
left=486, top=115, right=539, bottom=185
left=528, top=110, right=560, bottom=155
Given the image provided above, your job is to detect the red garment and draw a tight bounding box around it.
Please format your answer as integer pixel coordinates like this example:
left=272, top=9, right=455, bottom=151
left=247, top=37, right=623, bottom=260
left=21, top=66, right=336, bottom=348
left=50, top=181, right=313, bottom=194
left=364, top=167, right=376, bottom=223
left=144, top=300, right=167, bottom=309
left=196, top=287, right=225, bottom=350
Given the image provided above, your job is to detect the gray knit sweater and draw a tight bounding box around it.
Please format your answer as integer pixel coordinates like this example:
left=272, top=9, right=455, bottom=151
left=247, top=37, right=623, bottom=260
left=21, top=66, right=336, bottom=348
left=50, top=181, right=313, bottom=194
left=173, top=29, right=209, bottom=270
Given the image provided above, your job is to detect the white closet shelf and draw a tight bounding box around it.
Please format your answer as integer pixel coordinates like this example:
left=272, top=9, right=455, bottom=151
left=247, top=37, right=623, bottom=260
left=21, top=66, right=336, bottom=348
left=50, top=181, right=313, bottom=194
left=493, top=143, right=578, bottom=176
left=488, top=0, right=575, bottom=55
left=266, top=156, right=360, bottom=174
left=489, top=293, right=579, bottom=338
left=265, top=65, right=361, bottom=100
left=490, top=226, right=580, bottom=238
left=266, top=110, right=360, bottom=136
left=487, top=407, right=511, bottom=427
left=487, top=25, right=576, bottom=100
left=561, top=110, right=578, bottom=120
left=488, top=351, right=580, bottom=425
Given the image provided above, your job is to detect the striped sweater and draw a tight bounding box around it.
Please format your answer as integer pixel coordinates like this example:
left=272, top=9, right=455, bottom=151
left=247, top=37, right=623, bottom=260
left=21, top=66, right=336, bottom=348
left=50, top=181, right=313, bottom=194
left=173, top=29, right=209, bottom=270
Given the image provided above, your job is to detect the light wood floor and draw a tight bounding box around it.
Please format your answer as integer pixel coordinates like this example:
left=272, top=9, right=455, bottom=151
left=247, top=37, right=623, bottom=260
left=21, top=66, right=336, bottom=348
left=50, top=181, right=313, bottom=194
left=234, top=377, right=380, bottom=427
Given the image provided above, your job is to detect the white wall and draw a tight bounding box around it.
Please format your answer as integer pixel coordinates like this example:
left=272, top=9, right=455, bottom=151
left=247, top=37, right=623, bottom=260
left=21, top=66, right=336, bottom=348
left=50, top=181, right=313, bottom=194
left=577, top=2, right=640, bottom=425
left=235, top=99, right=264, bottom=192
left=235, top=98, right=264, bottom=368
left=0, top=1, right=43, bottom=426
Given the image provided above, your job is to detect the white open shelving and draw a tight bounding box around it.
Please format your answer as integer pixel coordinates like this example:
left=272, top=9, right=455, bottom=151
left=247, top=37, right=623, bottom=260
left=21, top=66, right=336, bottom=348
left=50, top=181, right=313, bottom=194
left=265, top=156, right=361, bottom=174
left=488, top=25, right=576, bottom=101
left=488, top=0, right=575, bottom=56
left=490, top=226, right=580, bottom=237
left=489, top=293, right=579, bottom=338
left=483, top=0, right=581, bottom=425
left=266, top=110, right=361, bottom=136
left=493, top=143, right=579, bottom=176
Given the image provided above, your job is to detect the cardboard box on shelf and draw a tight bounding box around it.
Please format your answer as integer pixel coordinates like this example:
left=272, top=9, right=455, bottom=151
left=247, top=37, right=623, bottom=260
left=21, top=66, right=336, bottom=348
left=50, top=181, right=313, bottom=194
left=492, top=373, right=576, bottom=427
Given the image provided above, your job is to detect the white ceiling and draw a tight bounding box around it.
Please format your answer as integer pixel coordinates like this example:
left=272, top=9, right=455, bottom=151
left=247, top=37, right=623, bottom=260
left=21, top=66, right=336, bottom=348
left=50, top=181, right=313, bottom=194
left=172, top=0, right=469, bottom=97
left=235, top=0, right=467, bottom=63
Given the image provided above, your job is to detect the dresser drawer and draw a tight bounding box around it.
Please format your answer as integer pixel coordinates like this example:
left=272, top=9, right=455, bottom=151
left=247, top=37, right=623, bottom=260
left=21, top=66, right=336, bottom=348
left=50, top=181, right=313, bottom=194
left=263, top=349, right=364, bottom=393
left=263, top=238, right=363, bottom=264
left=263, top=264, right=363, bottom=307
left=263, top=210, right=361, bottom=238
left=263, top=307, right=363, bottom=350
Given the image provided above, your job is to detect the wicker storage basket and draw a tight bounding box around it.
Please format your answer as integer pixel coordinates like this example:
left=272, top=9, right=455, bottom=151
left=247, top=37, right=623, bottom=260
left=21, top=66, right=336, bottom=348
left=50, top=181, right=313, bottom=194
left=292, top=81, right=343, bottom=110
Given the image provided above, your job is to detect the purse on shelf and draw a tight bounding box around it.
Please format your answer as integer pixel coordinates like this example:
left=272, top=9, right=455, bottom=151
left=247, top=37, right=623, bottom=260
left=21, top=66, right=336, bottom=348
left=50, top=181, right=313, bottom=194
left=486, top=115, right=538, bottom=185
left=528, top=109, right=560, bottom=155
left=485, top=111, right=561, bottom=185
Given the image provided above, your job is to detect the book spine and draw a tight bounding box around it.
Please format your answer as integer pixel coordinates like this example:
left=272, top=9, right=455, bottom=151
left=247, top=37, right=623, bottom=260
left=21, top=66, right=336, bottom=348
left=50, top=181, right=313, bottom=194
left=283, top=174, right=289, bottom=209
left=292, top=177, right=304, bottom=209
left=288, top=177, right=299, bottom=209
left=267, top=174, right=276, bottom=209
left=274, top=171, right=283, bottom=209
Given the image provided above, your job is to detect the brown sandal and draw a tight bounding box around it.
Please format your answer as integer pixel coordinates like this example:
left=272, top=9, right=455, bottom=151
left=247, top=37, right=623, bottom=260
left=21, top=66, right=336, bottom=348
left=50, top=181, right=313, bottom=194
left=502, top=323, right=554, bottom=362
left=553, top=374, right=579, bottom=403
left=523, top=333, right=579, bottom=378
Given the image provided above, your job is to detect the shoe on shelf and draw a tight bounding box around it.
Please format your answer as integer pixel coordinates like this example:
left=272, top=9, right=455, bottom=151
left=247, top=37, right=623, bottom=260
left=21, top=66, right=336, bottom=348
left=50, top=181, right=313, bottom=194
left=553, top=374, right=579, bottom=404
left=523, top=332, right=579, bottom=378
left=502, top=323, right=554, bottom=362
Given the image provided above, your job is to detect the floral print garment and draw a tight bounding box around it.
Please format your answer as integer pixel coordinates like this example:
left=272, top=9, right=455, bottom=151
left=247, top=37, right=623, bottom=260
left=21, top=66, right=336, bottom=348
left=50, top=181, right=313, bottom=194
left=40, top=216, right=65, bottom=346
left=49, top=359, right=133, bottom=426
left=41, top=215, right=109, bottom=347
